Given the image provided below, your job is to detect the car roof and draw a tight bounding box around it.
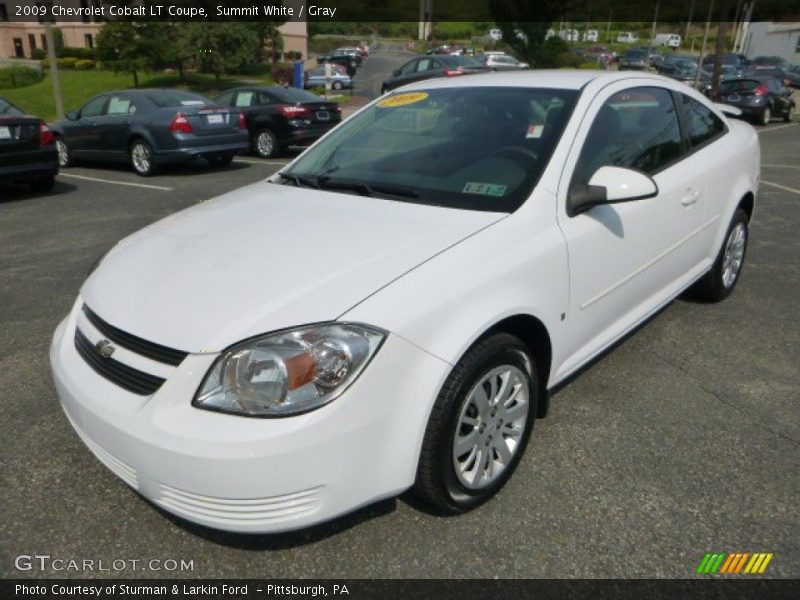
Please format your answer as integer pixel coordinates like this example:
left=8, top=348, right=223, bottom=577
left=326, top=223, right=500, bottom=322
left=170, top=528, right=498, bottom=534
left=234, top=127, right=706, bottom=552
left=397, top=70, right=675, bottom=91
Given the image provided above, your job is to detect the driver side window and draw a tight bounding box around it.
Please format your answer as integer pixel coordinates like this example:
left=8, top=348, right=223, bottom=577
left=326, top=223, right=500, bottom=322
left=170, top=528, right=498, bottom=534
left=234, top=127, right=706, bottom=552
left=400, top=60, right=418, bottom=75
left=572, top=86, right=683, bottom=190
left=80, top=96, right=107, bottom=118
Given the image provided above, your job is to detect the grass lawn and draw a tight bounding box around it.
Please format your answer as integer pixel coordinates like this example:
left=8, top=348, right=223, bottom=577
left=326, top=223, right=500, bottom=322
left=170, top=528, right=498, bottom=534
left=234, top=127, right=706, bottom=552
left=1, top=70, right=274, bottom=122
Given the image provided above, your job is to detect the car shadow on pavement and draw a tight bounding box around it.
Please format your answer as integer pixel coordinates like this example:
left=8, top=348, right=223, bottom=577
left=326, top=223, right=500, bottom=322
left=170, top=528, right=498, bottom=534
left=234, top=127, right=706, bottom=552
left=0, top=180, right=77, bottom=203
left=64, top=159, right=254, bottom=179
left=149, top=496, right=398, bottom=550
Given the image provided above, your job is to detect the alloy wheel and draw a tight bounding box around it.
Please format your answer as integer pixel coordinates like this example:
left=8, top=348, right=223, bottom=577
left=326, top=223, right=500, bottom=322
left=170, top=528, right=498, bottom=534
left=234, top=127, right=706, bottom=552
left=452, top=365, right=530, bottom=490
left=722, top=222, right=747, bottom=289
left=55, top=139, right=69, bottom=168
left=256, top=131, right=275, bottom=158
left=131, top=142, right=151, bottom=175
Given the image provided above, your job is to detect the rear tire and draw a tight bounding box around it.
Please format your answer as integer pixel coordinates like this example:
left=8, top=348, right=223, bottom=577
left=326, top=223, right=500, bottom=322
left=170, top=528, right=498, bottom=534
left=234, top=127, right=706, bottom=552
left=28, top=176, right=56, bottom=193
left=688, top=208, right=749, bottom=302
left=253, top=129, right=278, bottom=158
left=760, top=106, right=772, bottom=126
left=332, top=80, right=343, bottom=91
left=414, top=333, right=537, bottom=515
left=55, top=137, right=72, bottom=168
left=130, top=139, right=157, bottom=176
left=784, top=105, right=794, bottom=123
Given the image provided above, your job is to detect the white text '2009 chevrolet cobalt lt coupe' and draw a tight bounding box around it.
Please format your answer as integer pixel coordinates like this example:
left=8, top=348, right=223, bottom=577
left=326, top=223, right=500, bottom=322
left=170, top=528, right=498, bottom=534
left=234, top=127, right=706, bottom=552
left=51, top=71, right=759, bottom=533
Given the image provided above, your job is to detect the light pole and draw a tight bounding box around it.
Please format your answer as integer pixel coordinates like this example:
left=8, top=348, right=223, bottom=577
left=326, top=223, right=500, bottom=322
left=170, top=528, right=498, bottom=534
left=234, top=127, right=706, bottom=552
left=45, top=22, right=64, bottom=120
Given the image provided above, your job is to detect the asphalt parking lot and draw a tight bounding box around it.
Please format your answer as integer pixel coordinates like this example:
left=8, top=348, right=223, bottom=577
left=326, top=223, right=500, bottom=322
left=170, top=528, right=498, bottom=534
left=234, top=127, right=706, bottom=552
left=1, top=110, right=798, bottom=578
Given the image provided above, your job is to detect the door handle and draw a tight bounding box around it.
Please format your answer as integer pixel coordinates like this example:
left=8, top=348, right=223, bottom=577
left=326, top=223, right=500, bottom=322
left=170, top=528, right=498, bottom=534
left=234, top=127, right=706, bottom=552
left=680, top=190, right=701, bottom=207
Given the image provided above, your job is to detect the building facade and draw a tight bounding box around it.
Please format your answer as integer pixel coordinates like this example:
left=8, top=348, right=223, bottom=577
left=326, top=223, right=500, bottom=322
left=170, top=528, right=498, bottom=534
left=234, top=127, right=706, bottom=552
left=0, top=1, right=308, bottom=60
left=742, top=22, right=800, bottom=63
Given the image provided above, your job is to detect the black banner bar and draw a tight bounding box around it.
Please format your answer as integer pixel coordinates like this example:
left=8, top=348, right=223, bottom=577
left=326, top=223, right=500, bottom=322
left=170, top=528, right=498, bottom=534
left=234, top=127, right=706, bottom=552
left=3, top=0, right=800, bottom=23
left=2, top=579, right=799, bottom=600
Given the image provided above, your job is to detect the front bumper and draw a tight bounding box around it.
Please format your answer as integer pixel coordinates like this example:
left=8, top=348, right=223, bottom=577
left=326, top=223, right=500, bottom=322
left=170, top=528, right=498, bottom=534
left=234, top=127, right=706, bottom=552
left=50, top=300, right=450, bottom=533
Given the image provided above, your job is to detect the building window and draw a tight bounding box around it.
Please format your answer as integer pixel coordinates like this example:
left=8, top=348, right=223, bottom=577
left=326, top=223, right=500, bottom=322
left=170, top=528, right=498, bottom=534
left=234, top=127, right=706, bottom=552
left=0, top=4, right=9, bottom=22
left=13, top=38, right=24, bottom=58
left=41, top=34, right=48, bottom=52
left=29, top=34, right=37, bottom=54
left=84, top=34, right=94, bottom=49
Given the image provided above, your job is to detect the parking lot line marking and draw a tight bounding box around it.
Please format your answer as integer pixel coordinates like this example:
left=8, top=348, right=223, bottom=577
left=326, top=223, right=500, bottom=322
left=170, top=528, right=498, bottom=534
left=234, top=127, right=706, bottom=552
left=761, top=180, right=800, bottom=196
left=757, top=123, right=798, bottom=134
left=59, top=173, right=172, bottom=191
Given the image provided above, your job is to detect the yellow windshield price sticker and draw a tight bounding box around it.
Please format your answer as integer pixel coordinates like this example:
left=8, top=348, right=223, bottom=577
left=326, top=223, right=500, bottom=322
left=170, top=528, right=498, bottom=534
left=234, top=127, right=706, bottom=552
left=377, top=92, right=429, bottom=108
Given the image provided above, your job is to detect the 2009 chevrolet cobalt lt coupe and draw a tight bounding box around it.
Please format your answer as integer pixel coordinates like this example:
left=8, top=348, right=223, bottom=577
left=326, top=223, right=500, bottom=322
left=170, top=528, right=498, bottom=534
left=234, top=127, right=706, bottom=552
left=51, top=71, right=759, bottom=533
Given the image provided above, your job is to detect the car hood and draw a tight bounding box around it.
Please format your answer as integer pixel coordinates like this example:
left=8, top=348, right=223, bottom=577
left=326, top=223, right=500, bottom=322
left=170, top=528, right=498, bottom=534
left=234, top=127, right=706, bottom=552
left=81, top=181, right=504, bottom=352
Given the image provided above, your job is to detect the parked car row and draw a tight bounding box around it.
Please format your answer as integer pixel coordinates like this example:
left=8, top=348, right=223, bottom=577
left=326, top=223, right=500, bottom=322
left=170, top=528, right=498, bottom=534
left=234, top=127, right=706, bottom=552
left=1, top=86, right=343, bottom=188
left=382, top=51, right=531, bottom=94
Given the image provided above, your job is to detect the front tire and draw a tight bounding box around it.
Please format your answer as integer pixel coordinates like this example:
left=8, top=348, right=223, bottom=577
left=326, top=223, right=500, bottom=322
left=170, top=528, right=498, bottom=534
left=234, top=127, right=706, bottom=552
left=332, top=80, right=343, bottom=90
left=784, top=104, right=794, bottom=123
left=689, top=208, right=749, bottom=302
left=414, top=333, right=537, bottom=514
left=130, top=139, right=157, bottom=176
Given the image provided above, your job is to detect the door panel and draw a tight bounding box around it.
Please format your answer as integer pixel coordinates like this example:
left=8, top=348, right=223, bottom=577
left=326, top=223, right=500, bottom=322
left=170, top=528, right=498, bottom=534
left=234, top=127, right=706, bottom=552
left=555, top=83, right=707, bottom=379
left=70, top=95, right=107, bottom=157
left=96, top=94, right=135, bottom=160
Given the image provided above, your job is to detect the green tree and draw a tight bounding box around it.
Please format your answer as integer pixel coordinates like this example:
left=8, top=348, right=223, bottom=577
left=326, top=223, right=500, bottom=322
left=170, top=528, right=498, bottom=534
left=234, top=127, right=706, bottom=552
left=186, top=23, right=278, bottom=80
left=488, top=0, right=573, bottom=67
left=95, top=22, right=159, bottom=87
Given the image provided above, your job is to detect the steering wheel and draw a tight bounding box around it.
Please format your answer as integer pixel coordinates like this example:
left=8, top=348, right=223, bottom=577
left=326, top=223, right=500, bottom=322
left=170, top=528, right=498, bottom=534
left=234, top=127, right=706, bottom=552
left=490, top=146, right=539, bottom=170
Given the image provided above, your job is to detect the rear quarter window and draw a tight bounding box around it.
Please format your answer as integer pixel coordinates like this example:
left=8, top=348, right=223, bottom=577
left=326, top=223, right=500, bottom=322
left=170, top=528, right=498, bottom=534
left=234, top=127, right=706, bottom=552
left=679, top=94, right=727, bottom=148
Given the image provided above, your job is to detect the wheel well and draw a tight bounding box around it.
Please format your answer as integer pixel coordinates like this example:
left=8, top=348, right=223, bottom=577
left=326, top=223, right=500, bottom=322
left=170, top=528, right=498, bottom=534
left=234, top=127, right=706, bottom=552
left=127, top=135, right=147, bottom=153
left=738, top=192, right=754, bottom=222
left=483, top=314, right=552, bottom=418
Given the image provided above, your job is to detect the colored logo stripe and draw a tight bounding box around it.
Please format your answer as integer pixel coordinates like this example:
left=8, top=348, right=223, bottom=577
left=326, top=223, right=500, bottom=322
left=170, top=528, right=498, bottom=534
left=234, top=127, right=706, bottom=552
left=698, top=552, right=773, bottom=574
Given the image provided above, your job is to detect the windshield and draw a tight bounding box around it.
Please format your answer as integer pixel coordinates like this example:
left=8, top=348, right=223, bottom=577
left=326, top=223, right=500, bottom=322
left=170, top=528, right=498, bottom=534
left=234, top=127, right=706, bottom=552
left=268, top=87, right=324, bottom=103
left=721, top=80, right=760, bottom=93
left=0, top=99, right=25, bottom=116
left=146, top=91, right=212, bottom=108
left=280, top=86, right=578, bottom=212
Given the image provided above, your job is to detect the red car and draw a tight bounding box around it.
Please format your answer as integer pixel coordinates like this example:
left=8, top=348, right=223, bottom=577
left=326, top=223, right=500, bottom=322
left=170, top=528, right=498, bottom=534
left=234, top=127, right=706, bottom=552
left=585, top=46, right=615, bottom=62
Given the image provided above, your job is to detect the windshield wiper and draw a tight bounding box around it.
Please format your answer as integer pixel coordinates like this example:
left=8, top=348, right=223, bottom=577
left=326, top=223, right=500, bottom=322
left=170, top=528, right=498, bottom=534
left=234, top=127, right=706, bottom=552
left=317, top=177, right=419, bottom=199
left=277, top=171, right=319, bottom=189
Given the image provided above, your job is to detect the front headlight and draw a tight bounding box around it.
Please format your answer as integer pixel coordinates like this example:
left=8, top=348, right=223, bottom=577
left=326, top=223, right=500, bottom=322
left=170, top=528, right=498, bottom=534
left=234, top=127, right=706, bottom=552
left=193, top=323, right=385, bottom=417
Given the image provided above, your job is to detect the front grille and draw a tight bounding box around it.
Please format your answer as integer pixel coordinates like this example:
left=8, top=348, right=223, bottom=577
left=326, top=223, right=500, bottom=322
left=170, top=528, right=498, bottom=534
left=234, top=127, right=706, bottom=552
left=74, top=329, right=165, bottom=396
left=82, top=304, right=188, bottom=366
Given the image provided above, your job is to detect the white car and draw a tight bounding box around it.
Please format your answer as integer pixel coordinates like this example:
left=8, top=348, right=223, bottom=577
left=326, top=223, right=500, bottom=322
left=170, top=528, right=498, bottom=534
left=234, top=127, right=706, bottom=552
left=617, top=32, right=640, bottom=44
left=51, top=71, right=759, bottom=533
left=488, top=28, right=503, bottom=41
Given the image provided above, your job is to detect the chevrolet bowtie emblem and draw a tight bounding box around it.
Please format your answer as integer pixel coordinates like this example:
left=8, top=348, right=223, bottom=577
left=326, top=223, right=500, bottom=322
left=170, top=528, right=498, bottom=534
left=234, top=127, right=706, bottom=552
left=94, top=339, right=115, bottom=359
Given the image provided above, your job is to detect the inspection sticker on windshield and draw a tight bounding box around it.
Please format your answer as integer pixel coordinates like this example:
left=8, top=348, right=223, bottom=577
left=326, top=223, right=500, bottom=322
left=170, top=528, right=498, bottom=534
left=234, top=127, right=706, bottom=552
left=463, top=182, right=507, bottom=197
left=377, top=92, right=429, bottom=108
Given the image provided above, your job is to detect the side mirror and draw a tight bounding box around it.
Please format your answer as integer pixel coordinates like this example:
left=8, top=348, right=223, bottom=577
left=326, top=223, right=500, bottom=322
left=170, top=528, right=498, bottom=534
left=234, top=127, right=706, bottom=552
left=567, top=166, right=658, bottom=217
left=67, top=111, right=78, bottom=121
left=392, top=69, right=401, bottom=76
